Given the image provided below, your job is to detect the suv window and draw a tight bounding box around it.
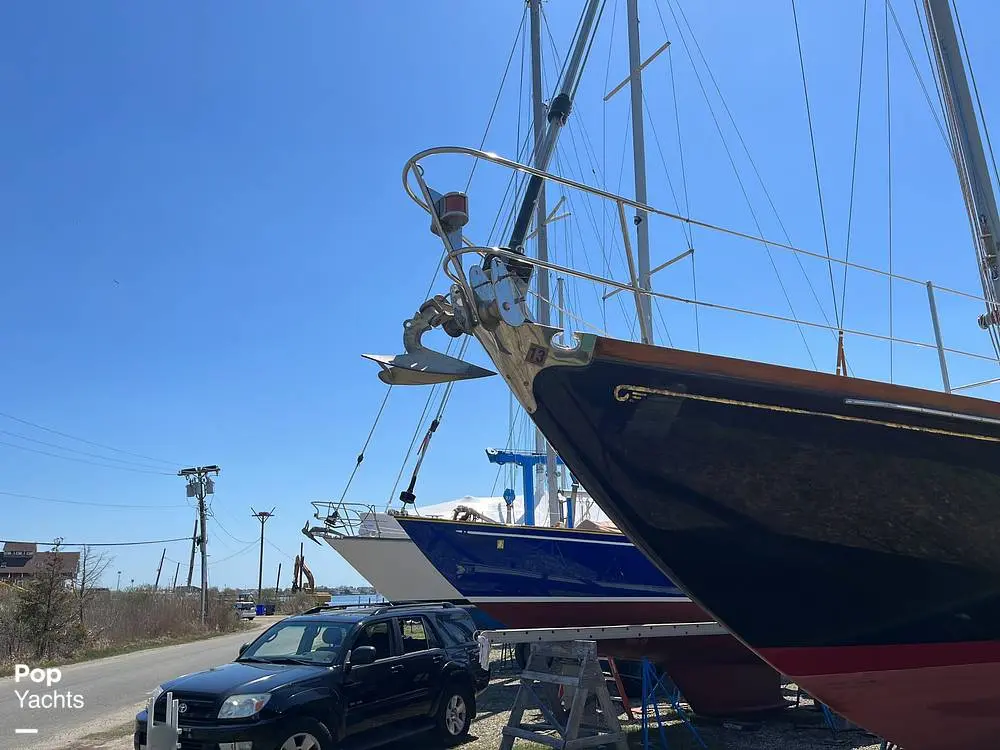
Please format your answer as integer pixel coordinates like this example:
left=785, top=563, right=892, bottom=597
left=397, top=615, right=439, bottom=653
left=243, top=621, right=351, bottom=664
left=435, top=612, right=476, bottom=647
left=352, top=620, right=392, bottom=660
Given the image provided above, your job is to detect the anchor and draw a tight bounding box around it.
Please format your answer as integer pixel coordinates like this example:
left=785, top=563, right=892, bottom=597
left=300, top=521, right=324, bottom=545
left=363, top=293, right=496, bottom=385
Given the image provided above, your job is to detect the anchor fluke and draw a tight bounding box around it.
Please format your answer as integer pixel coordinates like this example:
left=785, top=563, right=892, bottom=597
left=362, top=352, right=495, bottom=385
left=300, top=521, right=323, bottom=545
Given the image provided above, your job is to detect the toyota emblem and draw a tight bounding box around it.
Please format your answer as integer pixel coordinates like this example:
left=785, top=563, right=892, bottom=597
left=178, top=703, right=188, bottom=714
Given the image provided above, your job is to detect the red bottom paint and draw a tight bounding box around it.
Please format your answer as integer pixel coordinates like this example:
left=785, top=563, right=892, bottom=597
left=479, top=599, right=787, bottom=717
left=761, top=642, right=1000, bottom=749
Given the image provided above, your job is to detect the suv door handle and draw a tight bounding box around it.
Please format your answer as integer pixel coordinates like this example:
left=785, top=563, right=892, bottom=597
left=432, top=655, right=444, bottom=664
left=390, top=664, right=405, bottom=674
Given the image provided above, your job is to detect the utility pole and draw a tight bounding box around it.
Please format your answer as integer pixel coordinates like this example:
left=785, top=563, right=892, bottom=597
left=186, top=518, right=197, bottom=587
left=179, top=465, right=220, bottom=624
left=171, top=561, right=180, bottom=591
left=251, top=507, right=275, bottom=602
left=153, top=548, right=166, bottom=590
left=529, top=0, right=562, bottom=529
left=116, top=570, right=121, bottom=591
left=275, top=562, right=282, bottom=602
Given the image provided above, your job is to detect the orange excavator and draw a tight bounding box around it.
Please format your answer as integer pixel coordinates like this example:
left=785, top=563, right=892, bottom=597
left=291, top=554, right=314, bottom=592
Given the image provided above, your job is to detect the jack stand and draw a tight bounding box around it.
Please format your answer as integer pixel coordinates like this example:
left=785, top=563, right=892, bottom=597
left=640, top=658, right=706, bottom=750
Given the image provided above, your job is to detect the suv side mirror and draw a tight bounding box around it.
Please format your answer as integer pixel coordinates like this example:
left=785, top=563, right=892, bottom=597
left=238, top=642, right=251, bottom=656
left=350, top=646, right=377, bottom=666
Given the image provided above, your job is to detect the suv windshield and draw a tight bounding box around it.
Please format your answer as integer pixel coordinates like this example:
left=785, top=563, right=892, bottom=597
left=240, top=620, right=353, bottom=665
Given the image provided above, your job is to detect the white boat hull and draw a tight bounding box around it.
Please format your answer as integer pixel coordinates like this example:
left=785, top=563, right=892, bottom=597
left=324, top=535, right=463, bottom=603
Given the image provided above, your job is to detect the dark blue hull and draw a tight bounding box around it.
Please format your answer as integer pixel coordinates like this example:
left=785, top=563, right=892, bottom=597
left=525, top=335, right=1000, bottom=748
left=397, top=515, right=785, bottom=716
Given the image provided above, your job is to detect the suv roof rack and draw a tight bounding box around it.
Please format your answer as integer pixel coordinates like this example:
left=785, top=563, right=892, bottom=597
left=300, top=601, right=458, bottom=616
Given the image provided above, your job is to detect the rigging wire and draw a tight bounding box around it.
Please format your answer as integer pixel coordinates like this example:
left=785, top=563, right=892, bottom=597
left=791, top=0, right=841, bottom=332
left=665, top=42, right=700, bottom=350
left=886, top=0, right=895, bottom=382
left=389, top=338, right=471, bottom=511
left=466, top=6, right=529, bottom=193
left=643, top=93, right=693, bottom=248
left=660, top=0, right=837, bottom=336
left=655, top=0, right=819, bottom=369
left=885, top=1, right=951, bottom=157
left=0, top=410, right=178, bottom=467
left=690, top=250, right=702, bottom=351
left=336, top=386, right=392, bottom=504
left=841, top=0, right=870, bottom=329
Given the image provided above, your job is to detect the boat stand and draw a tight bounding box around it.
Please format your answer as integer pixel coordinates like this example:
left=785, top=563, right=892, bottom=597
left=500, top=639, right=627, bottom=750
left=640, top=658, right=707, bottom=750
left=476, top=622, right=727, bottom=749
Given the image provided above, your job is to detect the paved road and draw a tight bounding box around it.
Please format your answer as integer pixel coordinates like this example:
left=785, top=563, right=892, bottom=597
left=0, top=616, right=282, bottom=750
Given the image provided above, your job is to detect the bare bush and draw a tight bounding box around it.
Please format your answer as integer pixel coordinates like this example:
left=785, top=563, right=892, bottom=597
left=278, top=590, right=317, bottom=614
left=0, top=585, right=244, bottom=672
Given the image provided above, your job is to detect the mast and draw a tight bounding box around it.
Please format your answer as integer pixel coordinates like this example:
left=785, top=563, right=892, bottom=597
left=923, top=0, right=1000, bottom=337
left=529, top=0, right=561, bottom=528
left=508, top=0, right=604, bottom=252
left=626, top=0, right=654, bottom=343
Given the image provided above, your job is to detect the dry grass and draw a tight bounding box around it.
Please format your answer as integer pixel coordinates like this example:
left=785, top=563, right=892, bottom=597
left=278, top=589, right=320, bottom=614
left=0, top=587, right=245, bottom=674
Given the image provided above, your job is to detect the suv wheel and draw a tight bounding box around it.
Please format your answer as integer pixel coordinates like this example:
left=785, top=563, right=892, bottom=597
left=436, top=684, right=473, bottom=743
left=277, top=718, right=332, bottom=750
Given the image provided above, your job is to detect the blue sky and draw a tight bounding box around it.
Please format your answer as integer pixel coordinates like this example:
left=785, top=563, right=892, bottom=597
left=2, top=1, right=999, bottom=590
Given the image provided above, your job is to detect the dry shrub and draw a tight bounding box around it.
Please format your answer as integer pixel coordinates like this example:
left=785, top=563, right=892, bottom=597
left=0, top=586, right=243, bottom=672
left=278, top=590, right=318, bottom=614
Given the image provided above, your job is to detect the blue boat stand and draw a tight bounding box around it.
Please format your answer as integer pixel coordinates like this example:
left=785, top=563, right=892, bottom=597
left=640, top=657, right=707, bottom=749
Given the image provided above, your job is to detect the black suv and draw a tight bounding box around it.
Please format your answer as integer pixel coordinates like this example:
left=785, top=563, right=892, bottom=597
left=133, top=602, right=490, bottom=750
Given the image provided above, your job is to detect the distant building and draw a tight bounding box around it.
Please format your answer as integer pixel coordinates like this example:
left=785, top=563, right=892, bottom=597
left=0, top=542, right=80, bottom=583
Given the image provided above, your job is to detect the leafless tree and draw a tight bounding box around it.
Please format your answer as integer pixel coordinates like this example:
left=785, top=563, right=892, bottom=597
left=76, top=545, right=113, bottom=627
left=17, top=540, right=78, bottom=659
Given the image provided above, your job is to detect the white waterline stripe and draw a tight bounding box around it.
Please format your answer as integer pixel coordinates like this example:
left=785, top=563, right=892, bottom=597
left=461, top=530, right=633, bottom=546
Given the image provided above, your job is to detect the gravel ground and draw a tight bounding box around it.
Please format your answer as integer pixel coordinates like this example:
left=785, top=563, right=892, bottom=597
left=67, top=668, right=887, bottom=750
left=449, top=669, right=886, bottom=750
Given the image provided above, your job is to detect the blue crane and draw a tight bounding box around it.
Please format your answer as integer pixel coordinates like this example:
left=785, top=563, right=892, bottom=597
left=485, top=448, right=576, bottom=527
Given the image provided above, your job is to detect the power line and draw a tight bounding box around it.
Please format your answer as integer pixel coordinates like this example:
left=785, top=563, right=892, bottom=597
left=0, top=489, right=189, bottom=510
left=214, top=541, right=258, bottom=564
left=266, top=539, right=296, bottom=561
left=0, top=410, right=179, bottom=467
left=208, top=510, right=253, bottom=545
left=0, top=428, right=175, bottom=471
left=5, top=536, right=192, bottom=547
left=0, top=439, right=175, bottom=475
